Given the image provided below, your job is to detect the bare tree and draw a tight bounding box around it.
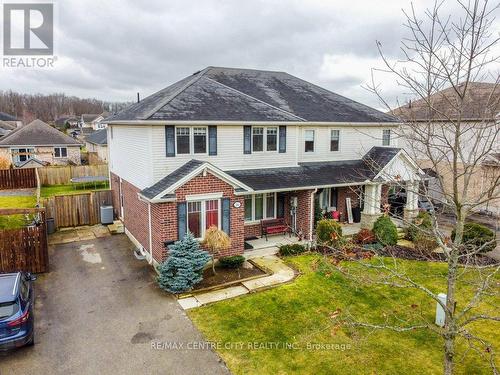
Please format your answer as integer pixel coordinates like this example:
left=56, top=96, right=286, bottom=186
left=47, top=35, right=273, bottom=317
left=323, top=1, right=499, bottom=374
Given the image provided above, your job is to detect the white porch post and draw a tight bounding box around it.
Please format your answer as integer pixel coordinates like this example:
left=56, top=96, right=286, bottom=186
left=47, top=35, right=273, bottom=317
left=404, top=180, right=419, bottom=221
left=361, top=183, right=382, bottom=229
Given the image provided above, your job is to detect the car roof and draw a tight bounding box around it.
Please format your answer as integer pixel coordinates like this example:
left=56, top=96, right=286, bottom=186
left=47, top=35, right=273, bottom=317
left=0, top=273, right=21, bottom=303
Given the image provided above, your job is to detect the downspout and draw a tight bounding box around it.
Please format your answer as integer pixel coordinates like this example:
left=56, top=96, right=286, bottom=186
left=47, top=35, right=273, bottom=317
left=309, top=188, right=317, bottom=241
left=147, top=202, right=153, bottom=264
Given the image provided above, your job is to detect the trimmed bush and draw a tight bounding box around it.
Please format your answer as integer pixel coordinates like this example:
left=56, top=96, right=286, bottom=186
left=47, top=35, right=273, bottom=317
left=218, top=255, right=245, bottom=268
left=451, top=222, right=496, bottom=253
left=316, top=219, right=343, bottom=246
left=406, top=211, right=432, bottom=241
left=157, top=232, right=210, bottom=294
left=372, top=215, right=398, bottom=246
left=413, top=232, right=438, bottom=254
left=354, top=228, right=376, bottom=244
left=279, top=243, right=307, bottom=256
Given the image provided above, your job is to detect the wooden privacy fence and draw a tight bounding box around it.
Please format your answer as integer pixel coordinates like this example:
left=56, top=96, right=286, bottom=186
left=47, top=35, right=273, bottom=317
left=42, top=190, right=113, bottom=228
left=0, top=208, right=49, bottom=273
left=0, top=168, right=37, bottom=189
left=37, top=164, right=109, bottom=185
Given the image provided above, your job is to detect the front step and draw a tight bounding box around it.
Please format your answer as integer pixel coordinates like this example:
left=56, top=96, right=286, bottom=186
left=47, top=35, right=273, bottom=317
left=396, top=227, right=406, bottom=239
left=108, top=220, right=124, bottom=234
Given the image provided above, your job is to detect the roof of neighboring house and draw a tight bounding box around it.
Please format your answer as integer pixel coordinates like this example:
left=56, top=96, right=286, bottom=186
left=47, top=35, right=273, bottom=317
left=482, top=152, right=500, bottom=166
left=55, top=116, right=78, bottom=126
left=0, top=120, right=16, bottom=131
left=85, top=129, right=107, bottom=145
left=0, top=112, right=19, bottom=121
left=0, top=119, right=82, bottom=146
left=14, top=157, right=48, bottom=168
left=81, top=113, right=106, bottom=123
left=107, top=67, right=398, bottom=123
left=392, top=82, right=500, bottom=122
left=141, top=147, right=403, bottom=198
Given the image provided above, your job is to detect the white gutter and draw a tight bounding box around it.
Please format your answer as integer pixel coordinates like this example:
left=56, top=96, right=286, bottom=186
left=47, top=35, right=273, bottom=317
left=106, top=120, right=401, bottom=127
left=232, top=181, right=371, bottom=196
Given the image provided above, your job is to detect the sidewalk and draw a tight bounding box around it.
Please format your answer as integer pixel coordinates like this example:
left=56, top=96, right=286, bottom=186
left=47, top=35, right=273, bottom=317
left=178, top=255, right=296, bottom=310
left=48, top=224, right=110, bottom=245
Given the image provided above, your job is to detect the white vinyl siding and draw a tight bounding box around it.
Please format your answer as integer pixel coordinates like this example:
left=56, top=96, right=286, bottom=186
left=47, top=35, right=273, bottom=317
left=108, top=125, right=153, bottom=189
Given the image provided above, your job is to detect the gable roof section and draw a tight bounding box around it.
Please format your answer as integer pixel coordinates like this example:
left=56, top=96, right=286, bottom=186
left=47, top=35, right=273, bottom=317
left=140, top=160, right=252, bottom=201
left=392, top=82, right=500, bottom=122
left=0, top=119, right=81, bottom=146
left=86, top=129, right=107, bottom=145
left=107, top=67, right=398, bottom=123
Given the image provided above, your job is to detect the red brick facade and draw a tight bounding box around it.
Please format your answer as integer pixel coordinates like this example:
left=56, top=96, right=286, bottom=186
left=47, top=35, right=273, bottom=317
left=112, top=170, right=245, bottom=264
left=336, top=186, right=362, bottom=222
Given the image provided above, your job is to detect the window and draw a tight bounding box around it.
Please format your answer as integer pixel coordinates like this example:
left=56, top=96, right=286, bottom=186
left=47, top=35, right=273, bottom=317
left=266, top=127, right=277, bottom=151
left=252, top=127, right=264, bottom=152
left=244, top=193, right=277, bottom=222
left=330, top=130, right=340, bottom=151
left=54, top=147, right=67, bottom=158
left=244, top=195, right=253, bottom=221
left=266, top=193, right=275, bottom=218
left=187, top=199, right=220, bottom=238
left=176, top=127, right=190, bottom=154
left=254, top=194, right=263, bottom=220
left=304, top=130, right=315, bottom=152
left=187, top=201, right=202, bottom=238
left=11, top=148, right=34, bottom=163
left=193, top=127, right=207, bottom=154
left=382, top=129, right=391, bottom=146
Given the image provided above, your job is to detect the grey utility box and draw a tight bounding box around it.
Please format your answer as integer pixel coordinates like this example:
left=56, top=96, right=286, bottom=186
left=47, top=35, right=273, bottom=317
left=100, top=205, right=114, bottom=225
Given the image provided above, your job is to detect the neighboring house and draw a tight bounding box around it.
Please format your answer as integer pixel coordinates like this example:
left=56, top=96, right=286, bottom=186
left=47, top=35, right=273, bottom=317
left=106, top=66, right=423, bottom=265
left=55, top=116, right=78, bottom=130
left=0, top=112, right=22, bottom=128
left=0, top=120, right=15, bottom=138
left=393, top=82, right=500, bottom=216
left=80, top=113, right=109, bottom=130
left=0, top=119, right=82, bottom=167
left=85, top=128, right=108, bottom=162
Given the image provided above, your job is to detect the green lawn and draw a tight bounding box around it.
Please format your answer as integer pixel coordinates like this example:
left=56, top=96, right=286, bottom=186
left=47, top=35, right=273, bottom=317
left=189, top=254, right=499, bottom=375
left=0, top=195, right=37, bottom=229
left=40, top=182, right=109, bottom=198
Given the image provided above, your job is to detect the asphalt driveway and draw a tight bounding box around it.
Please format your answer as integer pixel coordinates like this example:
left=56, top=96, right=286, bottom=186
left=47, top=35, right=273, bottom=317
left=0, top=234, right=229, bottom=375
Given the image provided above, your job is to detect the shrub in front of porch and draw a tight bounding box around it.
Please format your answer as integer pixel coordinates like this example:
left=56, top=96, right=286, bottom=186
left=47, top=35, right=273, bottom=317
left=451, top=222, right=496, bottom=253
left=353, top=228, right=376, bottom=244
left=372, top=215, right=398, bottom=246
left=218, top=255, right=245, bottom=268
left=279, top=243, right=307, bottom=256
left=156, top=232, right=210, bottom=294
left=405, top=211, right=432, bottom=241
left=316, top=219, right=343, bottom=246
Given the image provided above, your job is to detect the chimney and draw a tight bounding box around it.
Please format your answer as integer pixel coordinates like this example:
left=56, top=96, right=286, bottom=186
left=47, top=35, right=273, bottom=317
left=137, top=92, right=140, bottom=103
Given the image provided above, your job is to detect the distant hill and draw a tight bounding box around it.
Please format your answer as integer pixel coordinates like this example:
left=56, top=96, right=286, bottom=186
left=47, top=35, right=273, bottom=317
left=0, top=90, right=130, bottom=123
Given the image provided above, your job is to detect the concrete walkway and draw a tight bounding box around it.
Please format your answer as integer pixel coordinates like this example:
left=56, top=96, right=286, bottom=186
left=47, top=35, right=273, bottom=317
left=178, top=255, right=296, bottom=310
left=48, top=224, right=111, bottom=245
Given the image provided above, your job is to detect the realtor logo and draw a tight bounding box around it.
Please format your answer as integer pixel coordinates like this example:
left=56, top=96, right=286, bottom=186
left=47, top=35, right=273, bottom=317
left=3, top=3, right=53, bottom=55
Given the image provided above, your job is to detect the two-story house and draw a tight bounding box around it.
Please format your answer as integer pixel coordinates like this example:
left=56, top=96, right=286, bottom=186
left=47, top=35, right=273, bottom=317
left=106, top=67, right=422, bottom=265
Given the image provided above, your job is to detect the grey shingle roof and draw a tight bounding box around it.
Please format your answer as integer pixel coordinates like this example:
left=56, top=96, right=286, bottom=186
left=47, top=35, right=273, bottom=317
left=227, top=147, right=400, bottom=191
left=0, top=119, right=81, bottom=146
left=141, top=160, right=204, bottom=199
left=107, top=67, right=398, bottom=123
left=85, top=129, right=107, bottom=145
left=141, top=147, right=401, bottom=196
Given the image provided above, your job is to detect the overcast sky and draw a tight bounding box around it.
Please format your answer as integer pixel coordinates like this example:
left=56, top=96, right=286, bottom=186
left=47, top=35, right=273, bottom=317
left=2, top=0, right=498, bottom=110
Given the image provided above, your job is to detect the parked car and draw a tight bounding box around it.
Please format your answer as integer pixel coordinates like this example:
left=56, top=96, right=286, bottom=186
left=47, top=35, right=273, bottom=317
left=418, top=197, right=434, bottom=213
left=388, top=190, right=406, bottom=216
left=0, top=272, right=36, bottom=350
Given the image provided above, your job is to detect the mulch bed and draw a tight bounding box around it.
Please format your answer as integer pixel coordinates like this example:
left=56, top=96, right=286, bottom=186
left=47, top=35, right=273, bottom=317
left=377, top=245, right=499, bottom=266
left=193, top=265, right=266, bottom=290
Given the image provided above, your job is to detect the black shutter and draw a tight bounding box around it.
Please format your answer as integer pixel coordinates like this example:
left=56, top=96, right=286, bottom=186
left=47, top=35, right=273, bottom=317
left=221, top=198, right=231, bottom=235
left=165, top=125, right=175, bottom=157
left=279, top=126, right=287, bottom=153
left=177, top=202, right=187, bottom=240
left=243, top=126, right=251, bottom=154
left=208, top=126, right=217, bottom=155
